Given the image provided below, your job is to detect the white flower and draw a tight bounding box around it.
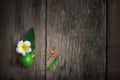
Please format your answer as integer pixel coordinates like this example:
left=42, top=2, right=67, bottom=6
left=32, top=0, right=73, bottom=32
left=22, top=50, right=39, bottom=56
left=16, top=40, right=32, bottom=56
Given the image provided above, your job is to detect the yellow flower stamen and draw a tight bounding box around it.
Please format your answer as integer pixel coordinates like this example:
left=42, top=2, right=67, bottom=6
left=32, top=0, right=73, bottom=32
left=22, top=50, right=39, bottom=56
left=20, top=44, right=28, bottom=52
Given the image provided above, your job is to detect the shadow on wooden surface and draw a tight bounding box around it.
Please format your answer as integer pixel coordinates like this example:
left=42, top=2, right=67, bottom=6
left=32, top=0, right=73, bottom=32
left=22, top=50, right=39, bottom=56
left=107, top=0, right=120, bottom=80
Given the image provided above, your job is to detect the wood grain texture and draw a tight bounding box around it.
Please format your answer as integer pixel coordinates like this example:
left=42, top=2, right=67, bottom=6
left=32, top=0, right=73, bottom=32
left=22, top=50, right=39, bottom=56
left=47, top=0, right=106, bottom=80
left=107, top=48, right=120, bottom=80
left=107, top=0, right=120, bottom=48
left=0, top=0, right=107, bottom=80
left=107, top=0, right=120, bottom=80
left=0, top=0, right=46, bottom=80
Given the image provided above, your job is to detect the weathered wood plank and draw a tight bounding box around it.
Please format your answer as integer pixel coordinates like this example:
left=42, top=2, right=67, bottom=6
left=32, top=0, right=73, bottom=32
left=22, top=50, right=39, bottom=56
left=107, top=48, right=120, bottom=80
left=47, top=0, right=106, bottom=80
left=0, top=0, right=46, bottom=80
left=107, top=0, right=120, bottom=80
left=107, top=0, right=120, bottom=48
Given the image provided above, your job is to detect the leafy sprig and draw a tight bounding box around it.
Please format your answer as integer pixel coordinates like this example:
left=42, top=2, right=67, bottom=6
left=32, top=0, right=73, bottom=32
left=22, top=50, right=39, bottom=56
left=22, top=27, right=59, bottom=70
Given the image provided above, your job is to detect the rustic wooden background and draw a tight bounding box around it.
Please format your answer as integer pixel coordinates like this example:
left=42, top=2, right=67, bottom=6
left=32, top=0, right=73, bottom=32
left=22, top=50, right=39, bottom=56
left=107, top=0, right=120, bottom=80
left=0, top=0, right=119, bottom=80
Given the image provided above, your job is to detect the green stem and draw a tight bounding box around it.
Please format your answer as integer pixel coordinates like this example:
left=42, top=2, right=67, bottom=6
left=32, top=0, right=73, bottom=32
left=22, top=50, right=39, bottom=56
left=34, top=52, right=49, bottom=57
left=47, top=55, right=51, bottom=62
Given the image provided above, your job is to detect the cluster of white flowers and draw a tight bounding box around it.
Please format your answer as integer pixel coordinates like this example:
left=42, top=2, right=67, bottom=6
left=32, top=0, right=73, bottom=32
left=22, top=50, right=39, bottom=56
left=16, top=40, right=32, bottom=56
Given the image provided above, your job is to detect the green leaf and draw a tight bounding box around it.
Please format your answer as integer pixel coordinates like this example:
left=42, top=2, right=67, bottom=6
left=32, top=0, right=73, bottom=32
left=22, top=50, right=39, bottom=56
left=23, top=27, right=35, bottom=52
left=40, top=54, right=59, bottom=71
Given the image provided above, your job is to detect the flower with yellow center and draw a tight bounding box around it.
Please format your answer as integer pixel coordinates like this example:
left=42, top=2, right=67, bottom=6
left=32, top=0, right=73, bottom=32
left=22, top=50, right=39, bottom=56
left=16, top=40, right=32, bottom=56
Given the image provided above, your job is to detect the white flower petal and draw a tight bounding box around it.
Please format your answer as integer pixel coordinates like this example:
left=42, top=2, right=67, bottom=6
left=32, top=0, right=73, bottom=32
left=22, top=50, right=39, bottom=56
left=16, top=47, right=22, bottom=54
left=17, top=40, right=23, bottom=47
left=27, top=48, right=32, bottom=53
left=21, top=52, right=26, bottom=56
left=24, top=41, right=31, bottom=46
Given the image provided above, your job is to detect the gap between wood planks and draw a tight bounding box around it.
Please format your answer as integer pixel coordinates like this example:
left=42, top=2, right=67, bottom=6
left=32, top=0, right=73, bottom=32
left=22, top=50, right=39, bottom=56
left=45, top=0, right=47, bottom=80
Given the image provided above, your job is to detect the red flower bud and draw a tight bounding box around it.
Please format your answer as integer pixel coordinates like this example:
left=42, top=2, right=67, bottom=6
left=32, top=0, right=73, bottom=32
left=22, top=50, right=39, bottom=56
left=49, top=51, right=56, bottom=58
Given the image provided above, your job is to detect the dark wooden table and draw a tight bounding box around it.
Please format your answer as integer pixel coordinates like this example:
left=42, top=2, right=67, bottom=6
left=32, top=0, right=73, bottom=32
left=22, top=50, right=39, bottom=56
left=107, top=0, right=120, bottom=80
left=0, top=0, right=119, bottom=80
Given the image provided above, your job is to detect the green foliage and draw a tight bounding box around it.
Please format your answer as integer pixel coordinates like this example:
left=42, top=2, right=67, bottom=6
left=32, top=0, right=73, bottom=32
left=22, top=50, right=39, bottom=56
left=23, top=27, right=35, bottom=52
left=40, top=55, right=59, bottom=71
left=22, top=27, right=59, bottom=70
